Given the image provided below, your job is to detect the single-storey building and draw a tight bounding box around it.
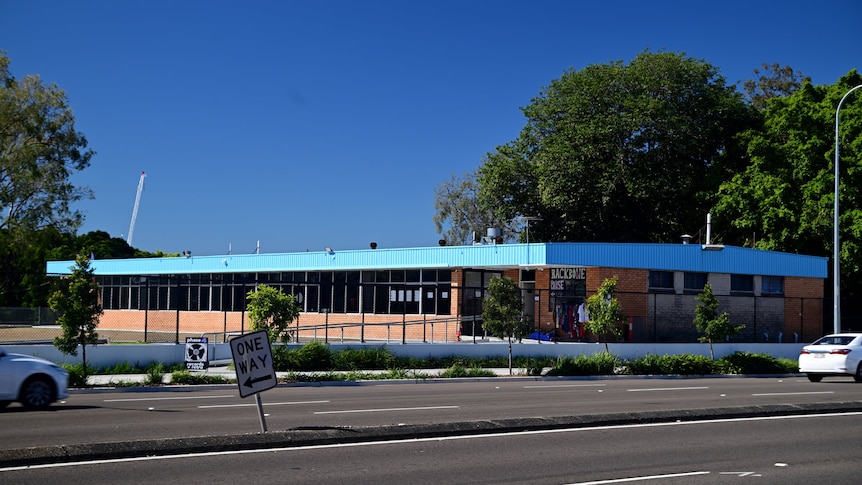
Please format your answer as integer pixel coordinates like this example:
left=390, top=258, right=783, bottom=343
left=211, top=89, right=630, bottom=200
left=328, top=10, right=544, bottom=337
left=46, top=240, right=828, bottom=344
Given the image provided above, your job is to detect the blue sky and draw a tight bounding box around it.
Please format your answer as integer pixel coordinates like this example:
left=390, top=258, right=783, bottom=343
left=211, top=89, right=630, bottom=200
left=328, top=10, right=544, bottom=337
left=2, top=0, right=859, bottom=256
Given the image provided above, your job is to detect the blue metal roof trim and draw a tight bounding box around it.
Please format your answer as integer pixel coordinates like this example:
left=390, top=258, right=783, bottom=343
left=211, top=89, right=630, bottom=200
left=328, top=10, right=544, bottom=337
left=45, top=243, right=826, bottom=278
left=45, top=244, right=542, bottom=275
left=543, top=243, right=826, bottom=277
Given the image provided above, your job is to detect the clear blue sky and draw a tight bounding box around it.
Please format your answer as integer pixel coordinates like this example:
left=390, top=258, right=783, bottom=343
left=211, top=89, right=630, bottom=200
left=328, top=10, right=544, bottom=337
left=2, top=0, right=859, bottom=256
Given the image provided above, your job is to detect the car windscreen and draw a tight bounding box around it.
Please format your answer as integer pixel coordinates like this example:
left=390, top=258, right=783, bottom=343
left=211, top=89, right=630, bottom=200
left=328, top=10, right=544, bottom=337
left=813, top=336, right=857, bottom=346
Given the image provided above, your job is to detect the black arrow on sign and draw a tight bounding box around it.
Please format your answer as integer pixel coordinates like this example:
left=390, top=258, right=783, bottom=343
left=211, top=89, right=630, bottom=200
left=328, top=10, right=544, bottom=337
left=243, top=374, right=274, bottom=389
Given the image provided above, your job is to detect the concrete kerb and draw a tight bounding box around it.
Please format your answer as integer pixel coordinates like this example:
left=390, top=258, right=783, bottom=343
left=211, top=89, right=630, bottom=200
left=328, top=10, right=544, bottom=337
left=3, top=401, right=862, bottom=468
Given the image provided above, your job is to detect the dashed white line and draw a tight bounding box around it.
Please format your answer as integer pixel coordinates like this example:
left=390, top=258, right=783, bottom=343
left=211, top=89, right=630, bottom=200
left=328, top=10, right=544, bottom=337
left=751, top=391, right=834, bottom=397
left=524, top=383, right=608, bottom=389
left=104, top=395, right=235, bottom=403
left=199, top=400, right=330, bottom=409
left=627, top=387, right=709, bottom=392
left=314, top=405, right=459, bottom=414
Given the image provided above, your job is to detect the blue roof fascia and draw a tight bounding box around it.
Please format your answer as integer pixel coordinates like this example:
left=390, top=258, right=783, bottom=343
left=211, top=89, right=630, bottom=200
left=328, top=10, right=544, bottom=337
left=45, top=244, right=545, bottom=276
left=45, top=242, right=827, bottom=279
left=543, top=243, right=827, bottom=278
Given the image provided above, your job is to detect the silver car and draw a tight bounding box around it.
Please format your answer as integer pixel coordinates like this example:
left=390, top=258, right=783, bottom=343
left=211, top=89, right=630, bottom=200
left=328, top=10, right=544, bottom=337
left=798, top=333, right=862, bottom=383
left=0, top=347, right=69, bottom=409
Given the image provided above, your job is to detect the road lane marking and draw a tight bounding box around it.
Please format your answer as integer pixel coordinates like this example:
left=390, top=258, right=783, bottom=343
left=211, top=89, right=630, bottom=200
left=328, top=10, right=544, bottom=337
left=199, top=400, right=330, bottom=409
left=524, top=383, right=607, bottom=389
left=563, top=471, right=710, bottom=484
left=314, top=405, right=459, bottom=414
left=103, top=395, right=235, bottom=402
left=627, top=387, right=709, bottom=392
left=751, top=391, right=835, bottom=396
left=3, top=412, right=860, bottom=472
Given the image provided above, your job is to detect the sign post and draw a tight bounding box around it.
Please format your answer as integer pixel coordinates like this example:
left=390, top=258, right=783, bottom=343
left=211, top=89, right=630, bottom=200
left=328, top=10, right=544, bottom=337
left=229, top=330, right=277, bottom=432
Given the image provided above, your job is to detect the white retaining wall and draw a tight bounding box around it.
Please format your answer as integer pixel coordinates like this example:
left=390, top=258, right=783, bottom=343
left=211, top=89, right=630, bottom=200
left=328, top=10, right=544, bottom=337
left=3, top=341, right=806, bottom=368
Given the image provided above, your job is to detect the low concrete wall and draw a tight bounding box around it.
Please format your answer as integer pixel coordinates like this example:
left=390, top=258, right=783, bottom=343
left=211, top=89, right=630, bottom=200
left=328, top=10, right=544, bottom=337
left=3, top=341, right=805, bottom=368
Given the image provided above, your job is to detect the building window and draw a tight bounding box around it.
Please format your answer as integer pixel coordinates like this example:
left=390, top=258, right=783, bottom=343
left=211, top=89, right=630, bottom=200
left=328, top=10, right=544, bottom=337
left=761, top=276, right=784, bottom=295
left=648, top=271, right=674, bottom=291
left=731, top=274, right=754, bottom=294
left=684, top=272, right=707, bottom=293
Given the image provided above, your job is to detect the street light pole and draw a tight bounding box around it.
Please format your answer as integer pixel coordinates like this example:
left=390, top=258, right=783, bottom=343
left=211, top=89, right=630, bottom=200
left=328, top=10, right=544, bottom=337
left=833, top=84, right=862, bottom=334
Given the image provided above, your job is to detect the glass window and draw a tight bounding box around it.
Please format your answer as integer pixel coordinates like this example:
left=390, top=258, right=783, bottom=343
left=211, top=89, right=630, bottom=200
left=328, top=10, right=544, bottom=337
left=684, top=272, right=707, bottom=291
left=762, top=276, right=784, bottom=295
left=731, top=274, right=754, bottom=293
left=649, top=271, right=674, bottom=290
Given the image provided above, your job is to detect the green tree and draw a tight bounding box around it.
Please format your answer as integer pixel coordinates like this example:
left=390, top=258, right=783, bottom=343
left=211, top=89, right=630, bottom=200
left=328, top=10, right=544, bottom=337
left=584, top=277, right=625, bottom=352
left=433, top=169, right=518, bottom=245
left=481, top=276, right=533, bottom=375
left=478, top=50, right=755, bottom=244
left=0, top=226, right=73, bottom=306
left=0, top=51, right=94, bottom=233
left=246, top=284, right=300, bottom=343
left=742, top=63, right=811, bottom=111
left=713, top=70, right=862, bottom=310
left=694, top=283, right=744, bottom=359
left=48, top=252, right=103, bottom=382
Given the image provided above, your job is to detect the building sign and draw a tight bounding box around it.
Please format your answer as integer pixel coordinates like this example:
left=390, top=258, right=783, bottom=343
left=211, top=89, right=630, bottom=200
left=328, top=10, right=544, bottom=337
left=550, top=267, right=587, bottom=302
left=550, top=267, right=586, bottom=280
left=184, top=337, right=208, bottom=370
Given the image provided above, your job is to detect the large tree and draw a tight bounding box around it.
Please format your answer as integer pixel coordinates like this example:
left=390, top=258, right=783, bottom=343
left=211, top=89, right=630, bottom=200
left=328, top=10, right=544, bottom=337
left=0, top=52, right=94, bottom=233
left=742, top=63, right=811, bottom=111
left=1, top=52, right=95, bottom=308
left=713, top=70, right=862, bottom=314
left=433, top=169, right=519, bottom=245
left=478, top=50, right=755, bottom=243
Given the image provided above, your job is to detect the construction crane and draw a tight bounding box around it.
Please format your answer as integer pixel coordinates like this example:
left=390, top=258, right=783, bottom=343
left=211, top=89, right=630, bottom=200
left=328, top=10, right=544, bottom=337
left=127, top=171, right=146, bottom=246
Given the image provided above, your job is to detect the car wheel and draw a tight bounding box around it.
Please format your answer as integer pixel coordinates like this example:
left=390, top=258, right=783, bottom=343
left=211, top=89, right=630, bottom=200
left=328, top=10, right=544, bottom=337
left=855, top=364, right=862, bottom=383
left=20, top=376, right=55, bottom=409
left=807, top=374, right=823, bottom=382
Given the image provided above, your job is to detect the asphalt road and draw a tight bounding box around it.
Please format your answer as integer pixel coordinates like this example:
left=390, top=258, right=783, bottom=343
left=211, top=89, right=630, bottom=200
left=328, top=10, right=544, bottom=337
left=3, top=410, right=860, bottom=484
left=1, top=375, right=861, bottom=470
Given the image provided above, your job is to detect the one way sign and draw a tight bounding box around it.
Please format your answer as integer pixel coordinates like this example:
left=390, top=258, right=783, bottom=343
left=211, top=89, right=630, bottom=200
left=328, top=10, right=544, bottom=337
left=229, top=330, right=278, bottom=398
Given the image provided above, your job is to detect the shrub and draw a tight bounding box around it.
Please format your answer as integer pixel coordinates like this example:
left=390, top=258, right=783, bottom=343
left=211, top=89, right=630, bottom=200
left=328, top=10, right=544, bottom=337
left=626, top=354, right=718, bottom=375
left=145, top=362, right=165, bottom=385
left=546, top=353, right=620, bottom=376
left=61, top=363, right=95, bottom=387
left=331, top=347, right=395, bottom=370
left=439, top=365, right=495, bottom=378
left=170, top=370, right=231, bottom=385
left=718, top=352, right=796, bottom=374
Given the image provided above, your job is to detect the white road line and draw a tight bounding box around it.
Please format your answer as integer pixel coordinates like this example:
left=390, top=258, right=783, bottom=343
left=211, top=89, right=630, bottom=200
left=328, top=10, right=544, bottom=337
left=627, top=387, right=709, bottom=392
left=103, top=395, right=235, bottom=403
left=524, top=383, right=608, bottom=389
left=314, top=405, right=459, bottom=415
left=751, top=391, right=835, bottom=397
left=199, top=400, right=330, bottom=409
left=563, top=471, right=710, bottom=484
left=3, top=412, right=861, bottom=473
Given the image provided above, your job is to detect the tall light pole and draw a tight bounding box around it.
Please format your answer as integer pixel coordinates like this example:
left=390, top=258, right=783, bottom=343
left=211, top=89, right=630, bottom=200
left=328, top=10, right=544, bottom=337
left=833, top=84, right=862, bottom=334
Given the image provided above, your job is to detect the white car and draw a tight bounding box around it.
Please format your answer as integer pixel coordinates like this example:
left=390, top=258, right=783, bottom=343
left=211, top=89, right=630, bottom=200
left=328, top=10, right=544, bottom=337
left=0, top=347, right=69, bottom=409
left=798, top=333, right=862, bottom=382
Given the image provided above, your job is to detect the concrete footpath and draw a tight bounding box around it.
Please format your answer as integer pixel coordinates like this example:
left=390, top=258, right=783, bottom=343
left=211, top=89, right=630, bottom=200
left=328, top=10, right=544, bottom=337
left=3, top=374, right=862, bottom=468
